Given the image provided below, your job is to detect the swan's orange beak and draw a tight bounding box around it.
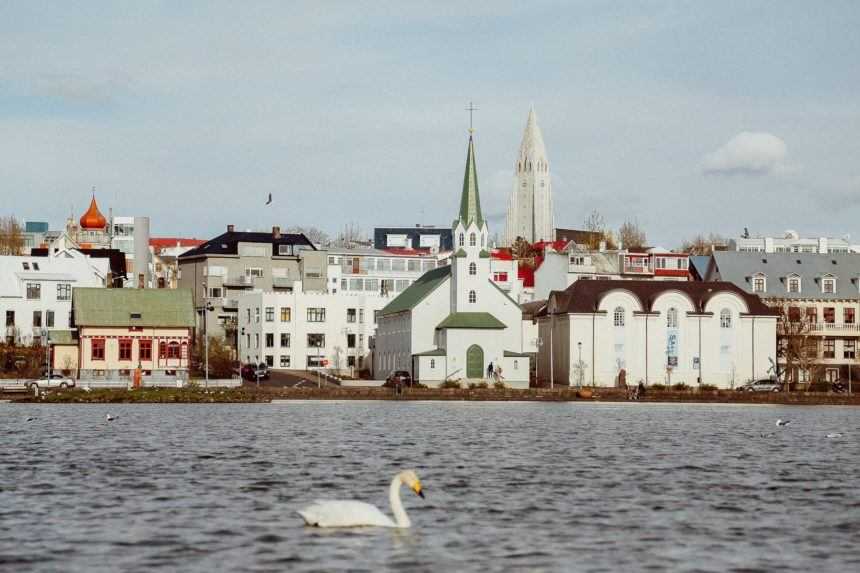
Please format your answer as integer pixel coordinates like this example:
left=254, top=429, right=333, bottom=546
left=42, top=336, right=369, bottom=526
left=412, top=481, right=424, bottom=499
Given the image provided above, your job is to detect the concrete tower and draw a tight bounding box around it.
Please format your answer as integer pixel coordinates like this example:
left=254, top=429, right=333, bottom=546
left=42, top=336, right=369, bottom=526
left=504, top=107, right=555, bottom=245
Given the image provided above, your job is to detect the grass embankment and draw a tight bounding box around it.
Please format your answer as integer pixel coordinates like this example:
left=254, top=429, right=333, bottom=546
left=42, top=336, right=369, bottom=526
left=6, top=385, right=860, bottom=405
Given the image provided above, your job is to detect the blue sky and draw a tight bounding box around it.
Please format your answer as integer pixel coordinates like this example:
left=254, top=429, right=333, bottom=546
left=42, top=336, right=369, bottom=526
left=2, top=1, right=859, bottom=246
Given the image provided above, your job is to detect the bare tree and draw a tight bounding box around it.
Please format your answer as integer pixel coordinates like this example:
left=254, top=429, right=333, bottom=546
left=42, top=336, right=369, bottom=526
left=285, top=225, right=329, bottom=246
left=774, top=303, right=820, bottom=390
left=618, top=219, right=647, bottom=250
left=332, top=222, right=366, bottom=249
left=0, top=216, right=25, bottom=255
left=582, top=210, right=617, bottom=249
left=680, top=233, right=727, bottom=255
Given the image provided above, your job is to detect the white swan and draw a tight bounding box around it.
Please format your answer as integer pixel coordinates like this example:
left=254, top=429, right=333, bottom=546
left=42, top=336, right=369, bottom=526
left=297, top=470, right=424, bottom=528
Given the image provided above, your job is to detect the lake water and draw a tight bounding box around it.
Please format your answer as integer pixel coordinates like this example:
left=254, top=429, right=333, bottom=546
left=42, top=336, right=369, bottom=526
left=1, top=402, right=858, bottom=572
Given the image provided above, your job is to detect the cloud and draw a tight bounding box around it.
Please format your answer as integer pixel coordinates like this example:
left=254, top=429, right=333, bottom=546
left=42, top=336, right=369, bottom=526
left=702, top=132, right=787, bottom=176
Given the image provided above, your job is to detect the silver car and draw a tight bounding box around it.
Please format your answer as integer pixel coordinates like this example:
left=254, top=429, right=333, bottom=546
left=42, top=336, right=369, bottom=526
left=738, top=379, right=781, bottom=392
left=28, top=374, right=76, bottom=390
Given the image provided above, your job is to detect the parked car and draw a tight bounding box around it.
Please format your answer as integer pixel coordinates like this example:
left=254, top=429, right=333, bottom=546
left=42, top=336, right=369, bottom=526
left=384, top=370, right=412, bottom=388
left=737, top=379, right=781, bottom=392
left=241, top=363, right=270, bottom=381
left=28, top=374, right=75, bottom=390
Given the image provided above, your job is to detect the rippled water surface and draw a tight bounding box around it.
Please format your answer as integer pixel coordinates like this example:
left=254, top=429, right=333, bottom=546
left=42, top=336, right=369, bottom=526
left=1, top=402, right=859, bottom=572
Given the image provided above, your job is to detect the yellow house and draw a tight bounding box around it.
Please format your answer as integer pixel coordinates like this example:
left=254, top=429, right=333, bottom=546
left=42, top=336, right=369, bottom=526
left=70, top=288, right=195, bottom=380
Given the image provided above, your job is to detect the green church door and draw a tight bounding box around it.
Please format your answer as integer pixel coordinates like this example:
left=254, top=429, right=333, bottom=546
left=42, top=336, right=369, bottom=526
left=466, top=345, right=484, bottom=379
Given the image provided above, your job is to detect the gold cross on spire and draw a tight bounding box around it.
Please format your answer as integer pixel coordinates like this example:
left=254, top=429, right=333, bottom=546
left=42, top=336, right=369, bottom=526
left=465, top=101, right=478, bottom=134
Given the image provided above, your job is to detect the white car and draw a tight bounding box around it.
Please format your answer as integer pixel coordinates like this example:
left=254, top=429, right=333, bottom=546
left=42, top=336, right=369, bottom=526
left=28, top=374, right=76, bottom=390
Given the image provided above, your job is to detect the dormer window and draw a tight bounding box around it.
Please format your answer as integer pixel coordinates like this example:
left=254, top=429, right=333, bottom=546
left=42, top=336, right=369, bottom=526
left=787, top=275, right=801, bottom=293
left=752, top=273, right=766, bottom=293
left=469, top=233, right=476, bottom=247
left=822, top=276, right=836, bottom=294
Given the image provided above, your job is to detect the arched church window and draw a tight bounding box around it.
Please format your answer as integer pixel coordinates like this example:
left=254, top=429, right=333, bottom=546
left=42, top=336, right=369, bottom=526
left=469, top=290, right=476, bottom=303
left=469, top=233, right=476, bottom=247
left=720, top=309, right=732, bottom=328
left=469, top=262, right=476, bottom=275
left=613, top=307, right=625, bottom=327
left=667, top=308, right=678, bottom=328
left=459, top=233, right=464, bottom=247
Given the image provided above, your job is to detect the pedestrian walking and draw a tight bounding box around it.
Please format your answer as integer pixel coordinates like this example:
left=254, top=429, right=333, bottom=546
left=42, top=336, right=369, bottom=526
left=486, top=362, right=494, bottom=379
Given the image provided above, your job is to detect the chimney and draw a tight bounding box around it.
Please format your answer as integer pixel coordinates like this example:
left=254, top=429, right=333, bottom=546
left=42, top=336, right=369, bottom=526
left=227, top=224, right=235, bottom=233
left=273, top=226, right=281, bottom=239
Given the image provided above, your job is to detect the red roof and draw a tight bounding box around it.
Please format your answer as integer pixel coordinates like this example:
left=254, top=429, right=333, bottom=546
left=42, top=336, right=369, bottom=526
left=150, top=237, right=206, bottom=251
left=381, top=247, right=432, bottom=255
left=491, top=248, right=514, bottom=260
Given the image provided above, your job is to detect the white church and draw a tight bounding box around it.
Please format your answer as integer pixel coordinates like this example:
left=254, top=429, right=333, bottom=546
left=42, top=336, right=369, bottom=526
left=505, top=107, right=555, bottom=245
left=374, top=131, right=531, bottom=387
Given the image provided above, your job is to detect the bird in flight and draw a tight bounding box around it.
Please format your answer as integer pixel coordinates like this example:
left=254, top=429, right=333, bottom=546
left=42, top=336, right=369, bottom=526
left=265, top=193, right=272, bottom=205
left=776, top=419, right=791, bottom=427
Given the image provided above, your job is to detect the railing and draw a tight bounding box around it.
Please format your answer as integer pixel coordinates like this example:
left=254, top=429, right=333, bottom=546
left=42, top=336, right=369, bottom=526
left=808, top=323, right=860, bottom=333
left=623, top=264, right=653, bottom=275
left=223, top=275, right=255, bottom=287
left=222, top=298, right=239, bottom=309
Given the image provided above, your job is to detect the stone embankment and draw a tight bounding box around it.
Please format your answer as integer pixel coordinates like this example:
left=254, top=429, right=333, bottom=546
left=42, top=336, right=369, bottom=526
left=4, top=385, right=860, bottom=405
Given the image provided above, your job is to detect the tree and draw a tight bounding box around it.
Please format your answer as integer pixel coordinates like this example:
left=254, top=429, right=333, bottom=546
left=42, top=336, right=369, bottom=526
left=680, top=233, right=727, bottom=255
left=618, top=219, right=647, bottom=250
left=0, top=216, right=24, bottom=255
left=774, top=303, right=820, bottom=390
left=191, top=335, right=236, bottom=379
left=332, top=222, right=366, bottom=249
left=285, top=225, right=329, bottom=245
left=582, top=210, right=617, bottom=250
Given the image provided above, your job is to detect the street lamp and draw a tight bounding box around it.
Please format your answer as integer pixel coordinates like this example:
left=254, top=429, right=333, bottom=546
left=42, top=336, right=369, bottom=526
left=577, top=341, right=583, bottom=388
left=533, top=337, right=543, bottom=386
left=200, top=281, right=214, bottom=391
left=42, top=327, right=49, bottom=376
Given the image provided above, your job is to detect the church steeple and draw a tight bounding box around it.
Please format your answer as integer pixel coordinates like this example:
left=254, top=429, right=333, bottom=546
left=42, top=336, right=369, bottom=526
left=457, top=134, right=484, bottom=228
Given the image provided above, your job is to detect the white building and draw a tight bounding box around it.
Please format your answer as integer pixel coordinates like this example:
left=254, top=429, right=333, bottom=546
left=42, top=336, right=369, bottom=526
left=537, top=280, right=777, bottom=388
left=504, top=107, right=555, bottom=245
left=730, top=231, right=860, bottom=254
left=375, top=131, right=532, bottom=387
left=0, top=250, right=109, bottom=346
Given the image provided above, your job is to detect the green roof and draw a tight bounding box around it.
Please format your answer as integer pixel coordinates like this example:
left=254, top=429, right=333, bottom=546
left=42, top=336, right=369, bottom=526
left=456, top=135, right=484, bottom=228
left=73, top=288, right=196, bottom=328
left=453, top=248, right=467, bottom=258
left=48, top=330, right=77, bottom=345
left=414, top=348, right=446, bottom=357
left=504, top=350, right=531, bottom=358
left=379, top=266, right=451, bottom=317
left=436, top=312, right=506, bottom=330
left=479, top=250, right=490, bottom=258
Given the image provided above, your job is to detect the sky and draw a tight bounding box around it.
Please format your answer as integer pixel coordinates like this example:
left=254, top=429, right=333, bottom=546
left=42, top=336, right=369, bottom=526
left=1, top=1, right=859, bottom=248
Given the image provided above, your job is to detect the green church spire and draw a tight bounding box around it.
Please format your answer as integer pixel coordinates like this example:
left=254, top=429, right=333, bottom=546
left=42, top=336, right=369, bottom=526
left=457, top=134, right=484, bottom=228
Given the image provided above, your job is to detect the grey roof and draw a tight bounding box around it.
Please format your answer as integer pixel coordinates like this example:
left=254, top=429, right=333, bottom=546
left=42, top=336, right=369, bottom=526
left=689, top=255, right=712, bottom=280
left=179, top=231, right=315, bottom=259
left=710, top=252, right=860, bottom=300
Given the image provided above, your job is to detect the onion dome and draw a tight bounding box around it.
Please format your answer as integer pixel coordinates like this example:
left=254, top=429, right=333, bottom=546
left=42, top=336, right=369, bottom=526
left=80, top=196, right=107, bottom=230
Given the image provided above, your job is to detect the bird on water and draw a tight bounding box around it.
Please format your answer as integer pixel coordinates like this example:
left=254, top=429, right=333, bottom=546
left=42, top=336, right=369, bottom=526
left=776, top=419, right=791, bottom=427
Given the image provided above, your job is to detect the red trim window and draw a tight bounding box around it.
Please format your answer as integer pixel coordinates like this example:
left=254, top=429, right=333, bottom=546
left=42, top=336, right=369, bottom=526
left=167, top=341, right=181, bottom=359
left=139, top=339, right=152, bottom=361
left=119, top=339, right=132, bottom=361
left=159, top=341, right=167, bottom=359
left=91, top=338, right=105, bottom=361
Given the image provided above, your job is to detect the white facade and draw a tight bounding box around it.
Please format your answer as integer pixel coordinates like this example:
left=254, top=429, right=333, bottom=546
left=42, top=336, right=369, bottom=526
left=325, top=247, right=448, bottom=296
left=731, top=231, right=860, bottom=254
left=538, top=282, right=777, bottom=389
left=505, top=107, right=555, bottom=245
left=0, top=251, right=109, bottom=345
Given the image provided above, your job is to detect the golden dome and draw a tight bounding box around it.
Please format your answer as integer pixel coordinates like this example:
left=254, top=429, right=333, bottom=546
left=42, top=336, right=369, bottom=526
left=80, top=196, right=107, bottom=230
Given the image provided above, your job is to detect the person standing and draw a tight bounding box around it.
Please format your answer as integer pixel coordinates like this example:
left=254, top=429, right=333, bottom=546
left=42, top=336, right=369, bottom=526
left=486, top=362, right=494, bottom=379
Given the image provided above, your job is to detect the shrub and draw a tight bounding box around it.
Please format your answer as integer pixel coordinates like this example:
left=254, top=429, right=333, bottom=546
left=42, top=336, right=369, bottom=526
left=672, top=383, right=689, bottom=391
left=699, top=384, right=719, bottom=392
left=493, top=380, right=506, bottom=390
left=468, top=381, right=489, bottom=389
left=649, top=384, right=667, bottom=391
left=440, top=379, right=462, bottom=389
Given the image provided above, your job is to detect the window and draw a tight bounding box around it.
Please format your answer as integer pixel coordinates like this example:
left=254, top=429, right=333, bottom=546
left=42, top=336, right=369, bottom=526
left=347, top=334, right=356, bottom=349
left=32, top=311, right=42, bottom=327
left=265, top=333, right=274, bottom=348
left=278, top=244, right=293, bottom=256
left=265, top=355, right=274, bottom=367
left=347, top=308, right=357, bottom=323
left=824, top=307, right=835, bottom=324
left=430, top=359, right=435, bottom=368
left=280, top=307, right=291, bottom=322
left=307, top=355, right=324, bottom=368
left=458, top=233, right=464, bottom=247
left=209, top=287, right=223, bottom=298
left=46, top=311, right=54, bottom=328
left=57, top=283, right=71, bottom=301
left=392, top=259, right=406, bottom=272
left=265, top=307, right=274, bottom=322
left=254, top=307, right=260, bottom=323
left=845, top=308, right=856, bottom=324
left=493, top=271, right=509, bottom=282
left=374, top=310, right=381, bottom=323
left=308, top=333, right=325, bottom=348
left=787, top=276, right=801, bottom=293
left=822, top=277, right=836, bottom=294
left=91, top=338, right=105, bottom=361
left=468, top=290, right=476, bottom=303
left=844, top=340, right=856, bottom=359
left=280, top=333, right=290, bottom=348
left=720, top=309, right=732, bottom=328
left=667, top=308, right=678, bottom=328
left=655, top=257, right=667, bottom=269
left=806, top=307, right=817, bottom=323
left=347, top=356, right=356, bottom=367
left=408, top=260, right=420, bottom=272
left=514, top=360, right=519, bottom=370
left=140, top=340, right=152, bottom=361
left=280, top=355, right=291, bottom=367
left=752, top=275, right=766, bottom=293
left=26, top=283, right=41, bottom=300
left=613, top=307, right=625, bottom=327
left=119, top=339, right=132, bottom=361
left=823, top=339, right=835, bottom=359
left=307, top=308, right=326, bottom=322
left=359, top=309, right=365, bottom=324
left=570, top=256, right=585, bottom=266
left=788, top=307, right=801, bottom=322
left=254, top=333, right=259, bottom=349
left=676, top=258, right=685, bottom=270
left=246, top=308, right=251, bottom=323
left=22, top=262, right=29, bottom=270
left=469, top=233, right=476, bottom=247
left=5, top=311, right=13, bottom=327
left=469, top=262, right=476, bottom=275
left=245, top=267, right=264, bottom=278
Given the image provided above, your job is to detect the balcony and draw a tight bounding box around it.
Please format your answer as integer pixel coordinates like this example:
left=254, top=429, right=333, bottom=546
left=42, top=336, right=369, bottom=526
left=272, top=276, right=294, bottom=289
left=808, top=322, right=860, bottom=334
left=223, top=275, right=255, bottom=287
left=622, top=264, right=653, bottom=275
left=222, top=298, right=239, bottom=309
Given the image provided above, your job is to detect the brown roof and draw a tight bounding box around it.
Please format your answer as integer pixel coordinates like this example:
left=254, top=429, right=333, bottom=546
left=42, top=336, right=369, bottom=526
left=541, top=280, right=776, bottom=316
left=521, top=299, right=547, bottom=319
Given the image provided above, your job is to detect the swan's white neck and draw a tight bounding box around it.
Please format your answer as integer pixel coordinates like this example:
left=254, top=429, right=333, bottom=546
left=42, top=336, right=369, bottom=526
left=389, top=475, right=410, bottom=528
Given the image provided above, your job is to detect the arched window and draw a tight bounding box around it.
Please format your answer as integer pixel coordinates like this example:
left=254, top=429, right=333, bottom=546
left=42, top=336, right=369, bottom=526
left=720, top=309, right=732, bottom=328
left=613, top=307, right=625, bottom=327
left=469, top=290, right=476, bottom=303
left=458, top=233, right=464, bottom=247
left=667, top=307, right=678, bottom=328
left=469, top=233, right=476, bottom=246
left=469, top=262, right=476, bottom=275
left=430, top=359, right=435, bottom=369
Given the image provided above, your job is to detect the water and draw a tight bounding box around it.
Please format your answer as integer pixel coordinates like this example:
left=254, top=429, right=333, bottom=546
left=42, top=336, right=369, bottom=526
left=1, top=402, right=858, bottom=572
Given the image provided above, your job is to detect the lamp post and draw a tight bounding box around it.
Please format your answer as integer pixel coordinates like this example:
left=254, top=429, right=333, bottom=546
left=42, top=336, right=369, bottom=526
left=549, top=314, right=555, bottom=390
left=200, top=281, right=214, bottom=391
left=533, top=337, right=543, bottom=386
left=42, top=327, right=49, bottom=376
left=577, top=341, right=583, bottom=388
